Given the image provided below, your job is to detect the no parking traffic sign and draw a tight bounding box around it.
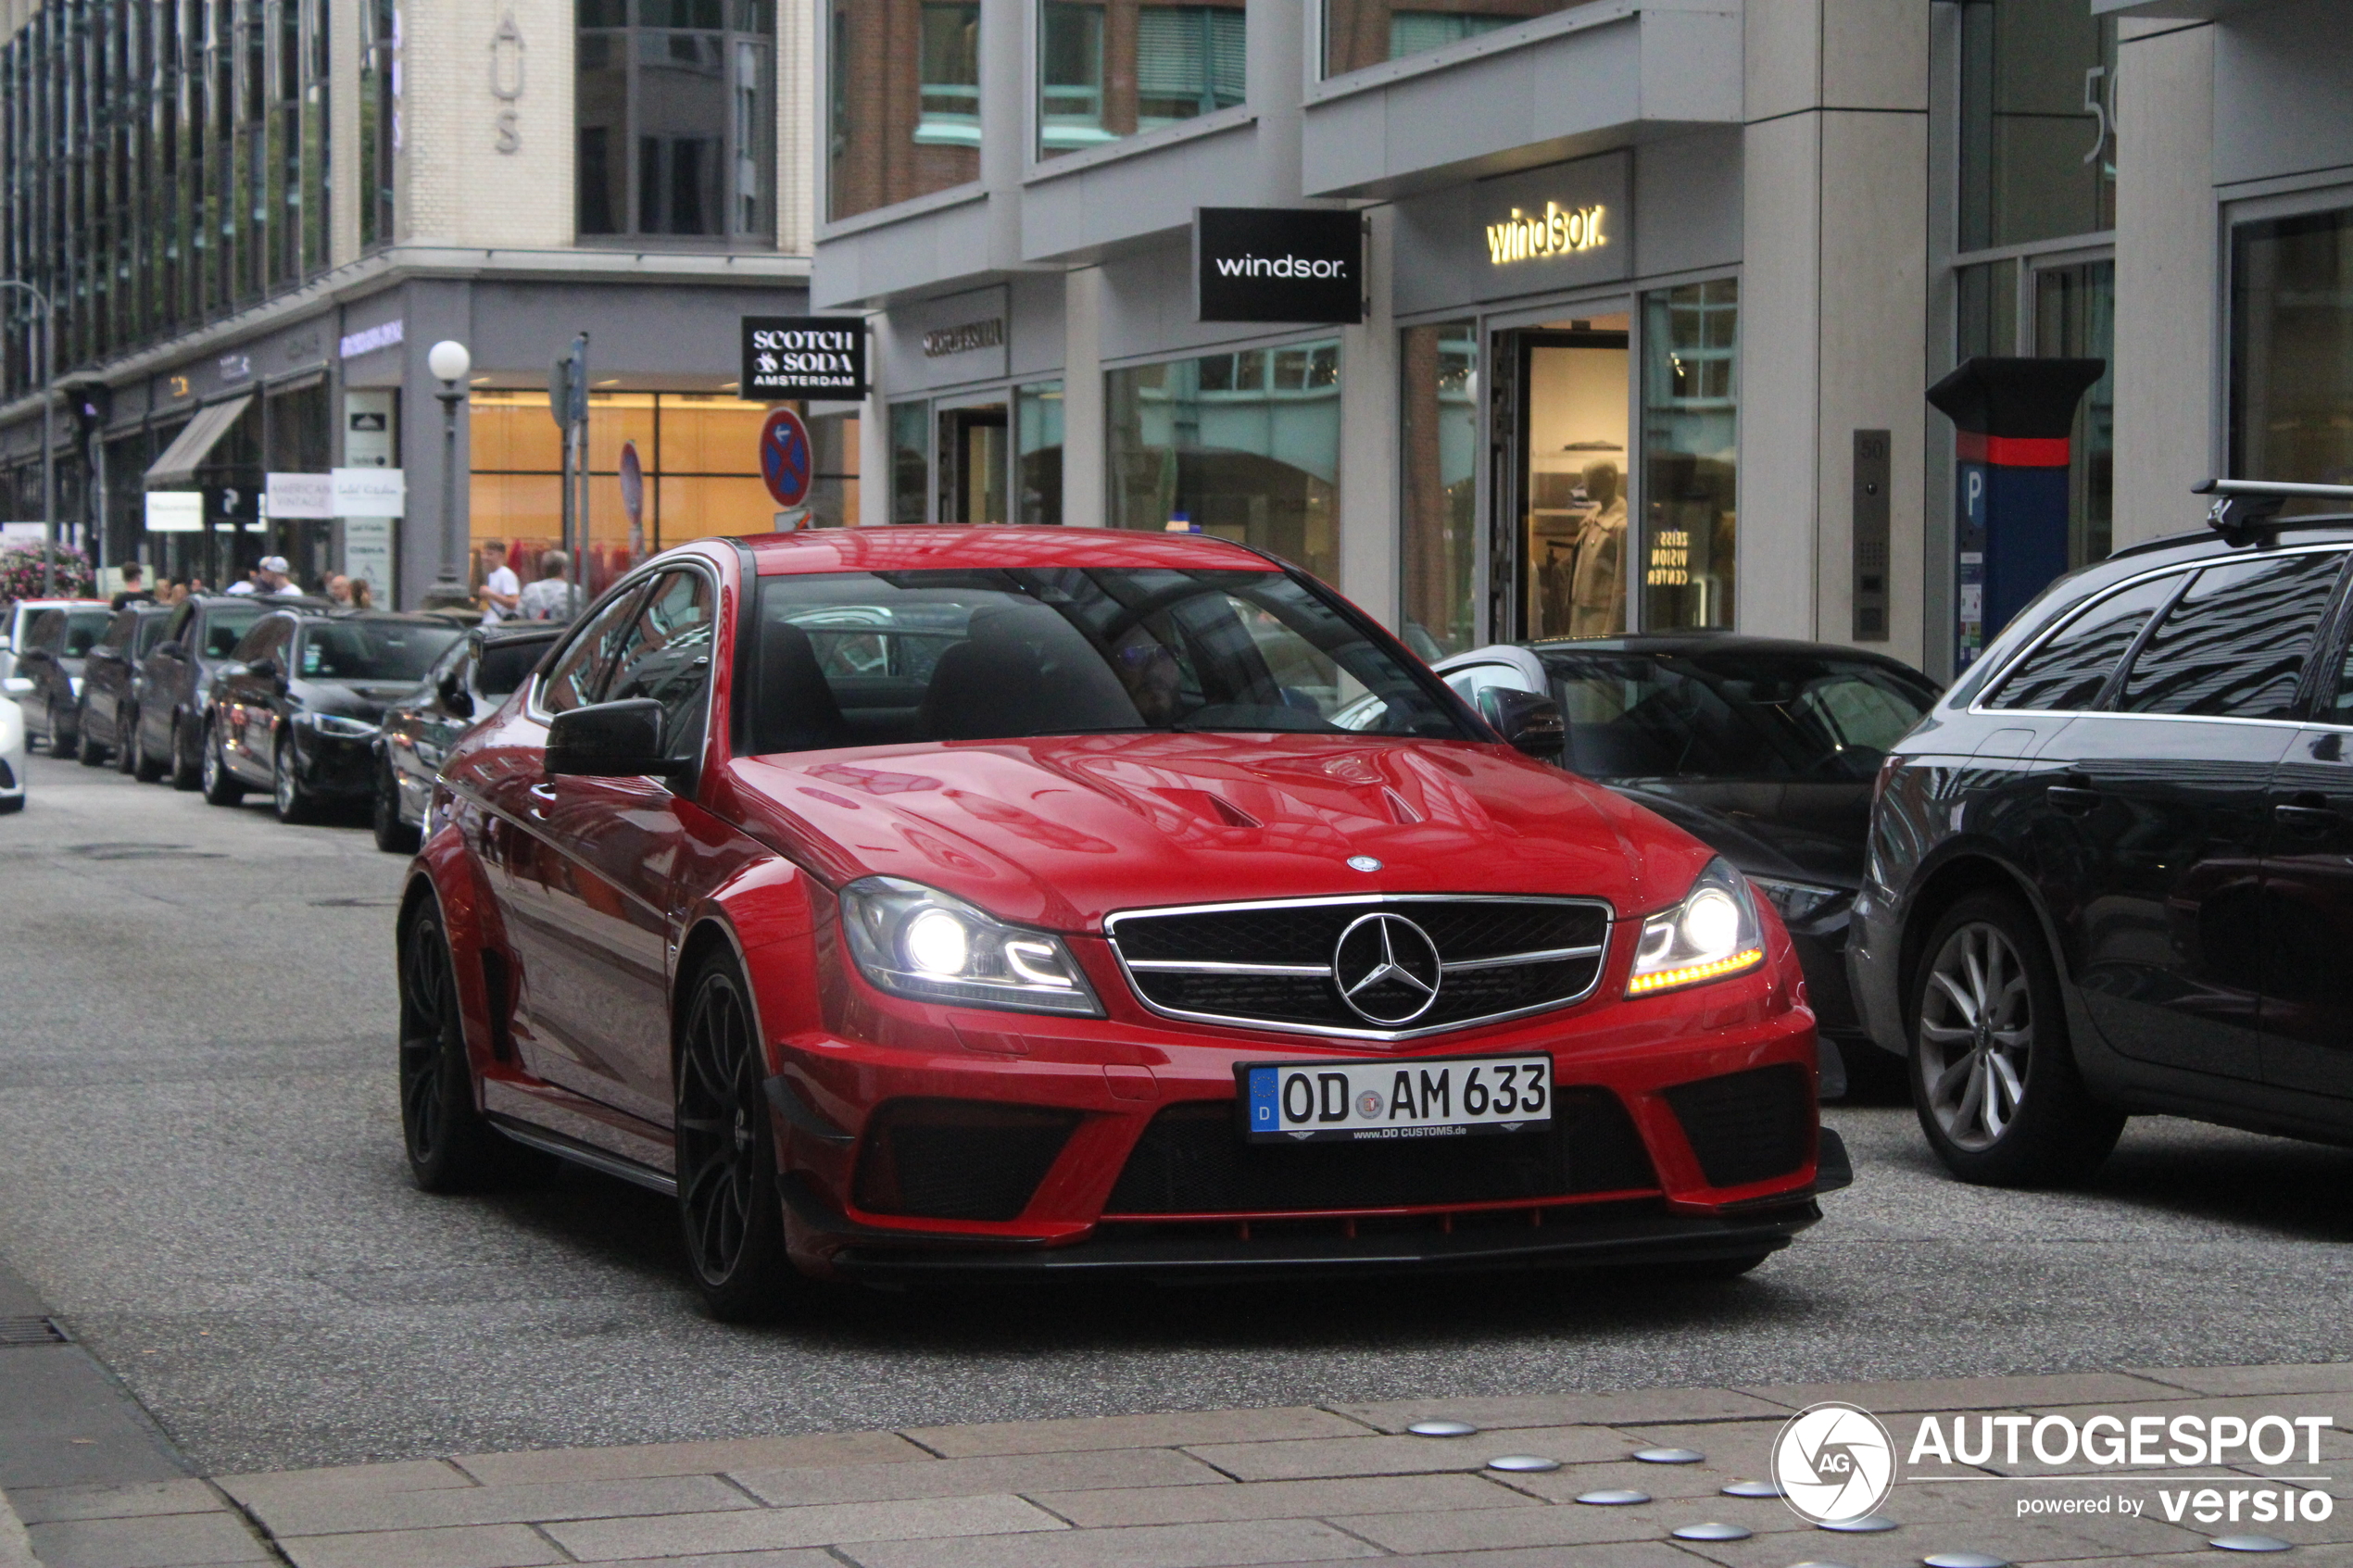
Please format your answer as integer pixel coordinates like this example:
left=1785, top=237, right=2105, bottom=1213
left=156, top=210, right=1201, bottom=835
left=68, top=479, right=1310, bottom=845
left=760, top=408, right=813, bottom=509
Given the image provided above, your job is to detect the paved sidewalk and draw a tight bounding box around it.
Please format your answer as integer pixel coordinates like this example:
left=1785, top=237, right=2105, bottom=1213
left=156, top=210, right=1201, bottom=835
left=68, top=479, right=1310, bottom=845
left=6, top=1363, right=2351, bottom=1568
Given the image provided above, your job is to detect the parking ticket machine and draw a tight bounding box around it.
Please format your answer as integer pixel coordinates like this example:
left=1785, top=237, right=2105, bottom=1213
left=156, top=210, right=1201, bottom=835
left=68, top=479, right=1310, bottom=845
left=1927, top=356, right=2106, bottom=671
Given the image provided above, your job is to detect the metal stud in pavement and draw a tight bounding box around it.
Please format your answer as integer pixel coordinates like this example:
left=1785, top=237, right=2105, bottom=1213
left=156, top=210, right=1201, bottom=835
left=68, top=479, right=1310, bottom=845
left=1576, top=1489, right=1651, bottom=1505
left=1722, top=1478, right=1783, bottom=1498
left=1633, top=1446, right=1705, bottom=1463
left=1487, top=1454, right=1562, bottom=1473
left=1673, top=1522, right=1753, bottom=1541
left=1409, top=1419, right=1478, bottom=1437
left=1819, top=1514, right=1899, bottom=1533
left=2209, top=1536, right=2293, bottom=1553
left=1922, top=1554, right=2012, bottom=1568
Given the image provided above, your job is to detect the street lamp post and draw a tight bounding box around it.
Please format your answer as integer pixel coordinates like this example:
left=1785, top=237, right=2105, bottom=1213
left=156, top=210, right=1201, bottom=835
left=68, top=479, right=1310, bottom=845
left=422, top=340, right=472, bottom=610
left=0, top=280, right=57, bottom=596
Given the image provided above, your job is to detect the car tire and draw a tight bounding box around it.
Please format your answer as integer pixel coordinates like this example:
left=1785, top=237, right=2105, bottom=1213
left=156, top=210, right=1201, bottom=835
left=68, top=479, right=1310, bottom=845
left=76, top=708, right=107, bottom=766
left=199, top=720, right=245, bottom=806
left=372, top=756, right=420, bottom=854
left=674, top=954, right=798, bottom=1322
left=272, top=735, right=315, bottom=824
left=397, top=899, right=525, bottom=1192
left=0, top=794, right=20, bottom=814
left=1908, top=891, right=2123, bottom=1187
left=169, top=714, right=202, bottom=790
left=114, top=706, right=141, bottom=774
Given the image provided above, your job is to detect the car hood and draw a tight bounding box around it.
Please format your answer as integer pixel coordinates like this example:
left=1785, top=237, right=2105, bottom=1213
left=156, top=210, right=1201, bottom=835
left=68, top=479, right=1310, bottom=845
left=1598, top=778, right=1869, bottom=888
left=724, top=734, right=1718, bottom=934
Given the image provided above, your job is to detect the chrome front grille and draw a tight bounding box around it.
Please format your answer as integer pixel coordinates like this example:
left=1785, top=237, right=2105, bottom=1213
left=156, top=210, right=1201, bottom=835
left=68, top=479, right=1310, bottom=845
left=1103, top=895, right=1614, bottom=1040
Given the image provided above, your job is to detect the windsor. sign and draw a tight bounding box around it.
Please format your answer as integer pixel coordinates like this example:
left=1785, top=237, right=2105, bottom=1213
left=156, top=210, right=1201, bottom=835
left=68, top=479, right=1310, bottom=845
left=1194, top=207, right=1365, bottom=324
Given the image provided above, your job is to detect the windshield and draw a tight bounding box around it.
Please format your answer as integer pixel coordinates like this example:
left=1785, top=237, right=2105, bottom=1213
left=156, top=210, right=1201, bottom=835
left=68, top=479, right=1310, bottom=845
left=201, top=604, right=267, bottom=658
left=61, top=608, right=112, bottom=657
left=475, top=636, right=551, bottom=699
left=745, top=567, right=1468, bottom=755
left=296, top=621, right=463, bottom=683
left=1535, top=648, right=1937, bottom=782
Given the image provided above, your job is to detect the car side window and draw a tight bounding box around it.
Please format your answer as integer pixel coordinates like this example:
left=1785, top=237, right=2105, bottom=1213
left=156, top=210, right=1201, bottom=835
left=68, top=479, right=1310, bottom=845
left=24, top=611, right=58, bottom=653
left=2112, top=552, right=2347, bottom=721
left=230, top=619, right=286, bottom=663
left=602, top=570, right=716, bottom=763
left=540, top=586, right=648, bottom=716
left=1986, top=574, right=2185, bottom=712
left=105, top=610, right=137, bottom=650
left=161, top=604, right=193, bottom=646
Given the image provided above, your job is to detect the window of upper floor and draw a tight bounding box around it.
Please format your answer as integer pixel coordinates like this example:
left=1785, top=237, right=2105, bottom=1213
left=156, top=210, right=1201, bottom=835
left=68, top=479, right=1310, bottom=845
left=827, top=1, right=982, bottom=223
left=578, top=0, right=777, bottom=245
left=1320, top=1, right=1588, bottom=82
left=1038, top=2, right=1246, bottom=161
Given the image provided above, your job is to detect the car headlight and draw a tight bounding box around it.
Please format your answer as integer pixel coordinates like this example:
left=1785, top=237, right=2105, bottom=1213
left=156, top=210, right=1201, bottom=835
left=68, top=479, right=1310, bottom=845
left=839, top=876, right=1103, bottom=1017
left=1627, top=858, right=1766, bottom=997
left=302, top=712, right=380, bottom=739
left=1749, top=876, right=1849, bottom=927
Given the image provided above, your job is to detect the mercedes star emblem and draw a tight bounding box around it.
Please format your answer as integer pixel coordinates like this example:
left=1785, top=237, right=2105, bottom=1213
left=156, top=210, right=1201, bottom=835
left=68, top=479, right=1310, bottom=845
left=1347, top=855, right=1382, bottom=872
left=1333, top=911, right=1443, bottom=1025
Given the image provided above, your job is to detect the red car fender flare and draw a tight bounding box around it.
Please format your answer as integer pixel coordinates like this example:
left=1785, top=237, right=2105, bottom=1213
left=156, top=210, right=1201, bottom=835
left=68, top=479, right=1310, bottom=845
left=401, top=821, right=502, bottom=1085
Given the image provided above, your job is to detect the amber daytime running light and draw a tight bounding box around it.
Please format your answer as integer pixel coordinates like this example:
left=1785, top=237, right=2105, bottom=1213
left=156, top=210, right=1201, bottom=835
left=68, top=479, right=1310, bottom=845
left=1627, top=859, right=1766, bottom=996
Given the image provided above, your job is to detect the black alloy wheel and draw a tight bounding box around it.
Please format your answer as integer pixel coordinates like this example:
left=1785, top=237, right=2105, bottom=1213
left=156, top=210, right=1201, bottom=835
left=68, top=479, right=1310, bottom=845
left=674, top=957, right=795, bottom=1320
left=372, top=755, right=419, bottom=854
left=115, top=705, right=140, bottom=773
left=76, top=705, right=107, bottom=766
left=397, top=901, right=518, bottom=1190
left=272, top=735, right=313, bottom=824
left=1908, top=891, right=2124, bottom=1187
left=169, top=714, right=202, bottom=790
left=200, top=720, right=245, bottom=806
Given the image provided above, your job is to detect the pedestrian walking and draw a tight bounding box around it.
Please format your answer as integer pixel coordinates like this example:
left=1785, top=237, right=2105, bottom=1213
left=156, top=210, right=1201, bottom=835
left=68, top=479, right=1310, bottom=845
left=478, top=541, right=522, bottom=627
left=110, top=563, right=153, bottom=609
left=516, top=551, right=573, bottom=621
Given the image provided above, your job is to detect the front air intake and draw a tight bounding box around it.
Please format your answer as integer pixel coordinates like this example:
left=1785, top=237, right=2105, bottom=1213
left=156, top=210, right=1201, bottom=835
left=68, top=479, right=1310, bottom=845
left=1662, top=1066, right=1813, bottom=1188
left=852, top=1099, right=1079, bottom=1222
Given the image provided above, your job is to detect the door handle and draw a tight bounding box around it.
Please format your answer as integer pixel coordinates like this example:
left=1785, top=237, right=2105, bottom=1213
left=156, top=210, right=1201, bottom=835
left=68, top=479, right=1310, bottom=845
left=526, top=781, right=558, bottom=821
left=2046, top=781, right=2101, bottom=815
left=2274, top=796, right=2339, bottom=836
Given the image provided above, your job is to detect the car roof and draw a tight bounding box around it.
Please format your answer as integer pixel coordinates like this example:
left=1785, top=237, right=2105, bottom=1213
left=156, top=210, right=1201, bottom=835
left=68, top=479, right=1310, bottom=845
left=1517, top=631, right=1933, bottom=671
left=280, top=608, right=451, bottom=626
left=739, top=524, right=1281, bottom=575
left=480, top=621, right=562, bottom=644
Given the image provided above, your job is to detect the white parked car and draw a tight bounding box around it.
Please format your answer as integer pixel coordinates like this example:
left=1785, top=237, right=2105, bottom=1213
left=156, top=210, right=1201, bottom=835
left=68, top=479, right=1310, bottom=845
left=1, top=596, right=91, bottom=692
left=0, top=689, right=24, bottom=812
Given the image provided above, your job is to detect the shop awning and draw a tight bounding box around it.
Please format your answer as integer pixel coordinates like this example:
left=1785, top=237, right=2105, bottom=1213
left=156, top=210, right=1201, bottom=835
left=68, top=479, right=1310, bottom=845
left=145, top=395, right=252, bottom=488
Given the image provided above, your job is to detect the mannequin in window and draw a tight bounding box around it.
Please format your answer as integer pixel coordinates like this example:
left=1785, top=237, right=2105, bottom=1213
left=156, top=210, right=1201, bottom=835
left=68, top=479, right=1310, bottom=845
left=1569, top=461, right=1627, bottom=637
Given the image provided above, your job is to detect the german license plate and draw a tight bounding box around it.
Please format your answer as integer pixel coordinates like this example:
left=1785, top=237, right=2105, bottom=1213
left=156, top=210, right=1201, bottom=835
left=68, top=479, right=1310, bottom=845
left=1238, top=1055, right=1553, bottom=1144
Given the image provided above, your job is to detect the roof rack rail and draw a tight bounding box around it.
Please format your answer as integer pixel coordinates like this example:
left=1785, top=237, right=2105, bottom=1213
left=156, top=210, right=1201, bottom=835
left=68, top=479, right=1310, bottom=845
left=2194, top=477, right=2353, bottom=546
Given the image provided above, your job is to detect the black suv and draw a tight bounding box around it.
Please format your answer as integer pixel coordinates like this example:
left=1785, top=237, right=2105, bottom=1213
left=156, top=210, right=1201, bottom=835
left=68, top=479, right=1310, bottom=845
left=1851, top=485, right=2353, bottom=1185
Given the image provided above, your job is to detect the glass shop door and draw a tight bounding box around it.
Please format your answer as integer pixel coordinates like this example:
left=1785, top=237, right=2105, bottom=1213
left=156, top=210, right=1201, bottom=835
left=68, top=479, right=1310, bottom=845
left=1495, top=323, right=1632, bottom=642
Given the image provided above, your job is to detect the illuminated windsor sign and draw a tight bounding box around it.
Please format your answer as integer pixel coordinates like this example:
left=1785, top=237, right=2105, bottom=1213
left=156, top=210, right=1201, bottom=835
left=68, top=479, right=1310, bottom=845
left=1485, top=202, right=1606, bottom=266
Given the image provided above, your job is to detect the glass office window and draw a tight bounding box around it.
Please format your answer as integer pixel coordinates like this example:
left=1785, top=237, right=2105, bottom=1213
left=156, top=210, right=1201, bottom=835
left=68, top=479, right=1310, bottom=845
left=1038, top=2, right=1244, bottom=158
left=1957, top=0, right=2117, bottom=251
left=1641, top=279, right=1738, bottom=632
left=829, top=2, right=980, bottom=220
left=1322, top=1, right=1579, bottom=79
left=1107, top=341, right=1341, bottom=583
left=577, top=0, right=776, bottom=242
left=1399, top=322, right=1478, bottom=659
left=359, top=0, right=397, bottom=249
left=2035, top=260, right=2115, bottom=567
left=2233, top=209, right=2353, bottom=510
left=1016, top=382, right=1064, bottom=524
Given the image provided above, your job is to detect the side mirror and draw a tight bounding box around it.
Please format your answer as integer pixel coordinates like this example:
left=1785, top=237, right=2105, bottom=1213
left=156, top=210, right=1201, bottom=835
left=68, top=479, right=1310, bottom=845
left=437, top=670, right=474, bottom=719
left=1479, top=687, right=1566, bottom=760
left=2, top=676, right=31, bottom=696
left=155, top=640, right=185, bottom=660
left=247, top=655, right=280, bottom=682
left=546, top=697, right=684, bottom=778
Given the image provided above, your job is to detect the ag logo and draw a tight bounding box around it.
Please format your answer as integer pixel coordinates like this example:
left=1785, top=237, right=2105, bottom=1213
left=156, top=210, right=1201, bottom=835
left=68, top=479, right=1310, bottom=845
left=1772, top=1401, right=1895, bottom=1524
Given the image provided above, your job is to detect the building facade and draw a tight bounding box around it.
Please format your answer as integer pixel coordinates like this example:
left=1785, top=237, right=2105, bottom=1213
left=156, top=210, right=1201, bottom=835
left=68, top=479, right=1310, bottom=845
left=816, top=0, right=2353, bottom=682
left=0, top=0, right=831, bottom=606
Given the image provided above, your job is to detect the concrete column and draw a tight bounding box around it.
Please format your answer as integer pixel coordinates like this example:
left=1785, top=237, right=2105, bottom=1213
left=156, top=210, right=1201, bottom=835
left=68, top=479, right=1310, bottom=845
left=1339, top=207, right=1396, bottom=618
left=1062, top=268, right=1105, bottom=528
left=2111, top=21, right=2217, bottom=549
left=330, top=0, right=361, bottom=266
left=1738, top=0, right=1930, bottom=663
left=860, top=311, right=891, bottom=524
left=777, top=0, right=816, bottom=257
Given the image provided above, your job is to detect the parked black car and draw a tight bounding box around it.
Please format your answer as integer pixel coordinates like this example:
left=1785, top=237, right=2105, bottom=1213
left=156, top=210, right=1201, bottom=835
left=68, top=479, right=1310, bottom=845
left=371, top=621, right=560, bottom=852
left=1851, top=490, right=2353, bottom=1185
left=16, top=605, right=118, bottom=758
left=201, top=608, right=464, bottom=822
left=76, top=603, right=176, bottom=769
left=132, top=596, right=290, bottom=786
left=1395, top=636, right=1941, bottom=1098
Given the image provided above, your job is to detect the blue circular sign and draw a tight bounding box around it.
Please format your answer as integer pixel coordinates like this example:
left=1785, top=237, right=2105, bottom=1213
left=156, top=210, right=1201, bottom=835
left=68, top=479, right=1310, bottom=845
left=760, top=408, right=813, bottom=508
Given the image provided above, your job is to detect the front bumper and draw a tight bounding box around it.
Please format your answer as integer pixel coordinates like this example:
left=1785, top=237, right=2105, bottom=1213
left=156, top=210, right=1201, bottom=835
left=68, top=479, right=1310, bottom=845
left=290, top=727, right=380, bottom=798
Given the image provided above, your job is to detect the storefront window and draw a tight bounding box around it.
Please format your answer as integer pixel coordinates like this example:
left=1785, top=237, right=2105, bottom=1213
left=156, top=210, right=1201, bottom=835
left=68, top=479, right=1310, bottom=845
left=470, top=391, right=809, bottom=595
left=1399, top=323, right=1478, bottom=658
left=1107, top=341, right=1341, bottom=583
left=891, top=401, right=931, bottom=522
left=1038, top=2, right=1245, bottom=158
left=1641, top=279, right=1737, bottom=632
left=577, top=0, right=776, bottom=242
left=806, top=415, right=863, bottom=530
left=1515, top=320, right=1629, bottom=641
left=2035, top=261, right=2115, bottom=567
left=938, top=403, right=1010, bottom=523
left=1017, top=382, right=1064, bottom=524
left=1322, top=1, right=1580, bottom=79
left=829, top=2, right=981, bottom=221
left=1957, top=0, right=2117, bottom=252
left=2233, top=208, right=2353, bottom=509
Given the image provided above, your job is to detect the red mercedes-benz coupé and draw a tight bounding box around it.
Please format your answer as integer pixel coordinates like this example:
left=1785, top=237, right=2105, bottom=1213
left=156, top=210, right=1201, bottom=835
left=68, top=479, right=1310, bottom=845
left=397, top=526, right=1838, bottom=1317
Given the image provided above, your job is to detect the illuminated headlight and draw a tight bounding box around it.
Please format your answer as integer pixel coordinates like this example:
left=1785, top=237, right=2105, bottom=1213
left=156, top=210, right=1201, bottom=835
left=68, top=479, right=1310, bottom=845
left=839, top=876, right=1102, bottom=1017
left=1627, top=859, right=1766, bottom=997
left=302, top=712, right=380, bottom=739
left=1749, top=877, right=1849, bottom=927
